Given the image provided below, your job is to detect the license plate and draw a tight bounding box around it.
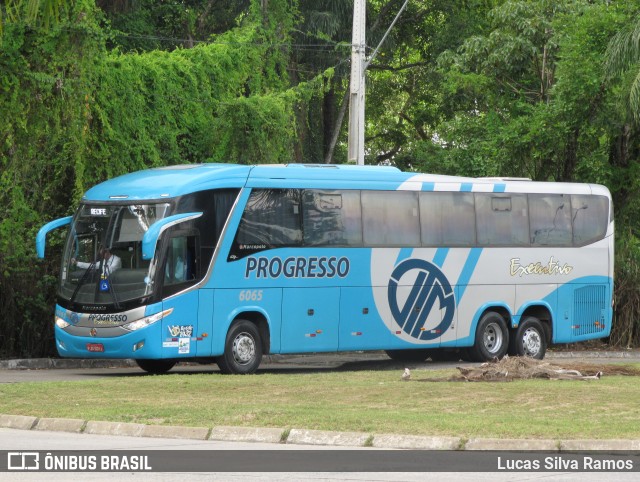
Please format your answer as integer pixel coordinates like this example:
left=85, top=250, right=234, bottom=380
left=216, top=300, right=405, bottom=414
left=86, top=343, right=104, bottom=353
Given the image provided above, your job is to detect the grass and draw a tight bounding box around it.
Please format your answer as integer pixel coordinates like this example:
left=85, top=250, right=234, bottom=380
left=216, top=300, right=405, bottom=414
left=1, top=367, right=640, bottom=439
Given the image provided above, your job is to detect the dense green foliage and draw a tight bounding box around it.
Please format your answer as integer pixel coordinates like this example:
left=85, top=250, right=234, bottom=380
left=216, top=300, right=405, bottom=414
left=1, top=0, right=640, bottom=357
left=0, top=0, right=308, bottom=356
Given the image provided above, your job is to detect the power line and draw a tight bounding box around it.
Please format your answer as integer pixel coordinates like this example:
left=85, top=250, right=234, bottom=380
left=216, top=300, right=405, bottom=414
left=111, top=30, right=353, bottom=51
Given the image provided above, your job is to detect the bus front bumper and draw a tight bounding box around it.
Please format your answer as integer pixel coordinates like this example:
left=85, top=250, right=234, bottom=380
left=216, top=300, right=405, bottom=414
left=54, top=322, right=164, bottom=359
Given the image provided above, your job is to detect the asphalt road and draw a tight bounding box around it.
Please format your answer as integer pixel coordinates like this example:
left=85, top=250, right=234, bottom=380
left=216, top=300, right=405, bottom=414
left=0, top=351, right=636, bottom=383
left=0, top=352, right=466, bottom=383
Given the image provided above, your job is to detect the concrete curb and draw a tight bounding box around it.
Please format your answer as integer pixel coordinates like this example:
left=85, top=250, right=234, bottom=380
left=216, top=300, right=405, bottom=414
left=84, top=421, right=146, bottom=437
left=372, top=434, right=460, bottom=450
left=285, top=429, right=371, bottom=447
left=1, top=414, right=640, bottom=450
left=464, top=438, right=559, bottom=451
left=560, top=439, right=640, bottom=451
left=34, top=417, right=85, bottom=434
left=209, top=426, right=284, bottom=444
left=0, top=414, right=38, bottom=430
left=141, top=424, right=210, bottom=440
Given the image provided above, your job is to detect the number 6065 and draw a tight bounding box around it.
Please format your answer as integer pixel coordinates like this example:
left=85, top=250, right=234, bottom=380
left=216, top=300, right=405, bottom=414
left=239, top=290, right=263, bottom=301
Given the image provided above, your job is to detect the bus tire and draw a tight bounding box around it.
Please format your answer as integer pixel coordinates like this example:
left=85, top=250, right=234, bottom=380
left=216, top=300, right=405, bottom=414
left=217, top=319, right=262, bottom=374
left=135, top=359, right=176, bottom=374
left=468, top=311, right=509, bottom=362
left=509, top=316, right=547, bottom=359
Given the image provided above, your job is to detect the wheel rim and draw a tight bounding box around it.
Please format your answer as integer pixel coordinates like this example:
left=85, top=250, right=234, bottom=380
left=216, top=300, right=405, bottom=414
left=232, top=332, right=256, bottom=366
left=521, top=328, right=541, bottom=357
left=483, top=322, right=503, bottom=354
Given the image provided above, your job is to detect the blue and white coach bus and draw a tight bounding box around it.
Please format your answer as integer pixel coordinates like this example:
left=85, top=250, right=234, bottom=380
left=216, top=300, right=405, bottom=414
left=36, top=164, right=614, bottom=374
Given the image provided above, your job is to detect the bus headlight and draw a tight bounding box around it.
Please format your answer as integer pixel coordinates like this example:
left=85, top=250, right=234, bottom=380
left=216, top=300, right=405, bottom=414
left=55, top=317, right=70, bottom=329
left=122, top=308, right=173, bottom=332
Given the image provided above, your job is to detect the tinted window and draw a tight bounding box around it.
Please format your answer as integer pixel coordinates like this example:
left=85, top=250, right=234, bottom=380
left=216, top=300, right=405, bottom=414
left=162, top=234, right=198, bottom=297
left=476, top=193, right=529, bottom=246
left=175, top=188, right=238, bottom=277
left=362, top=191, right=420, bottom=246
left=302, top=190, right=362, bottom=246
left=235, top=189, right=302, bottom=248
left=164, top=235, right=197, bottom=286
left=420, top=192, right=475, bottom=246
left=572, top=194, right=609, bottom=245
left=529, top=194, right=572, bottom=246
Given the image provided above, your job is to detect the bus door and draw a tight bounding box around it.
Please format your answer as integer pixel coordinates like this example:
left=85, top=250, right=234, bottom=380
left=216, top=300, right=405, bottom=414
left=281, top=287, right=340, bottom=352
left=160, top=234, right=200, bottom=358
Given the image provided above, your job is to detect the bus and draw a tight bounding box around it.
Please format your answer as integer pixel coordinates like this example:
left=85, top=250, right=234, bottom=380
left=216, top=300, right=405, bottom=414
left=36, top=163, right=614, bottom=374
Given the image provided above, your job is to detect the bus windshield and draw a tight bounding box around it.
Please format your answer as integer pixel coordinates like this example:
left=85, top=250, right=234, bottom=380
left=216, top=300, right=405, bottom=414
left=59, top=203, right=171, bottom=307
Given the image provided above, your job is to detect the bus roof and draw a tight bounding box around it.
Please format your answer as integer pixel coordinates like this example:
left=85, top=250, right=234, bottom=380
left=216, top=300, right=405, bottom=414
left=81, top=163, right=610, bottom=202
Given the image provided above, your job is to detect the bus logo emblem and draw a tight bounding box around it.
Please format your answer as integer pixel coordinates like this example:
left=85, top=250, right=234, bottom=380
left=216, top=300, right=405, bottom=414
left=388, top=259, right=455, bottom=341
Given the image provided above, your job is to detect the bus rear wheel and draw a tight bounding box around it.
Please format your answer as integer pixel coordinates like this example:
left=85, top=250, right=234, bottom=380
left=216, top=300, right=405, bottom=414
left=217, top=319, right=263, bottom=374
left=135, top=359, right=176, bottom=374
left=468, top=311, right=509, bottom=362
left=509, top=316, right=547, bottom=359
left=385, top=349, right=431, bottom=362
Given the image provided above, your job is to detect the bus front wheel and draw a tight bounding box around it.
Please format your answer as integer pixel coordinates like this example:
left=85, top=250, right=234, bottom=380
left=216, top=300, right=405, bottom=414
left=468, top=311, right=509, bottom=362
left=509, top=316, right=547, bottom=359
left=135, top=359, right=176, bottom=374
left=217, top=319, right=263, bottom=374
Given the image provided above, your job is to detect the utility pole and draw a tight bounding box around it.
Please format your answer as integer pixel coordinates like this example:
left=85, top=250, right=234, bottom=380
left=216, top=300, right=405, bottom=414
left=347, top=0, right=409, bottom=166
left=348, top=0, right=366, bottom=165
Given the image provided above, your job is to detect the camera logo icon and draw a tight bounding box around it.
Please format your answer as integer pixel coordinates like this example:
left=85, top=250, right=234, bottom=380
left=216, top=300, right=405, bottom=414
left=7, top=452, right=40, bottom=470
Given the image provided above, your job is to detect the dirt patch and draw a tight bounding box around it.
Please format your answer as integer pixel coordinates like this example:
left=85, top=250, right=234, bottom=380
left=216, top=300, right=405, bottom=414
left=411, top=356, right=640, bottom=382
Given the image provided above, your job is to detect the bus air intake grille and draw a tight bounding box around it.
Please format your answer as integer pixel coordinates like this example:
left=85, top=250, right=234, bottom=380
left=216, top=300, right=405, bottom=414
left=572, top=285, right=607, bottom=336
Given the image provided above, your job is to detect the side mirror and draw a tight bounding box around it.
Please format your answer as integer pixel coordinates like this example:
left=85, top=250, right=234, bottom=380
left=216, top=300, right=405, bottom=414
left=36, top=216, right=73, bottom=259
left=142, top=212, right=203, bottom=260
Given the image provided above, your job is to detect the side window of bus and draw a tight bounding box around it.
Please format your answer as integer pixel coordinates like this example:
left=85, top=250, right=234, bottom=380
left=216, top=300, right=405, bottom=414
left=302, top=190, right=362, bottom=246
left=420, top=192, right=475, bottom=246
left=529, top=194, right=572, bottom=246
left=164, top=235, right=198, bottom=290
left=476, top=193, right=529, bottom=246
left=571, top=195, right=609, bottom=245
left=236, top=189, right=302, bottom=248
left=362, top=191, right=420, bottom=246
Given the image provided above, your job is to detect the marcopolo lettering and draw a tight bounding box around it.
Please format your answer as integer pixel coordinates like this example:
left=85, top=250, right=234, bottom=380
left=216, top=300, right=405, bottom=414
left=245, top=256, right=350, bottom=279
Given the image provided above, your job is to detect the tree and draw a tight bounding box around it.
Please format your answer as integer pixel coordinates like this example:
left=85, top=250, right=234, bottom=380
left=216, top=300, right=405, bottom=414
left=605, top=15, right=640, bottom=123
left=97, top=0, right=252, bottom=51
left=1, top=0, right=69, bottom=34
left=0, top=0, right=307, bottom=358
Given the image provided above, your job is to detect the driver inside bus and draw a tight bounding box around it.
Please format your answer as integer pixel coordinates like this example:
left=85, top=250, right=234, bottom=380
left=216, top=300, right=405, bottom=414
left=72, top=247, right=122, bottom=275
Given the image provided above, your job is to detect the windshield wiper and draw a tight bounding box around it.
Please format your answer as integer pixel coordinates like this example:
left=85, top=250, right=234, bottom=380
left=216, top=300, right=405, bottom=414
left=69, top=260, right=97, bottom=306
left=104, top=265, right=122, bottom=310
